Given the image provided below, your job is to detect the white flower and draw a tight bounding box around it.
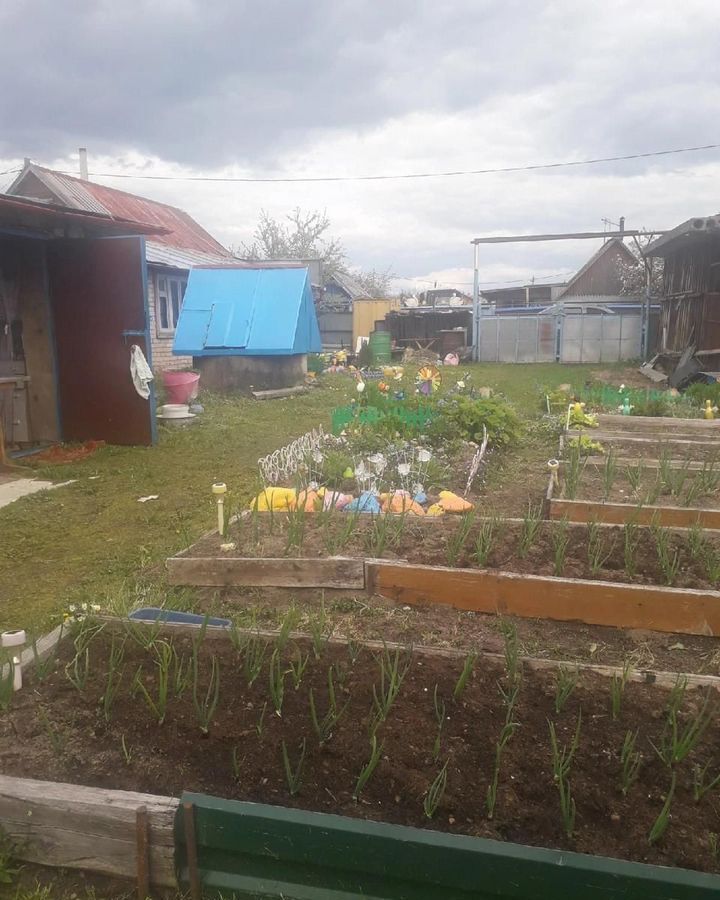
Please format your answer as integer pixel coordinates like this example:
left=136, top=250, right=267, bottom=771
left=356, top=381, right=365, bottom=393
left=367, top=453, right=387, bottom=473
left=312, top=449, right=324, bottom=463
left=457, top=380, right=465, bottom=389
left=397, top=463, right=411, bottom=477
left=417, top=449, right=432, bottom=463
left=91, top=604, right=101, bottom=612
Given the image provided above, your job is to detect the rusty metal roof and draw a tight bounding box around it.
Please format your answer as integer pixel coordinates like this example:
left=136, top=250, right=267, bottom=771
left=0, top=193, right=169, bottom=238
left=7, top=163, right=231, bottom=258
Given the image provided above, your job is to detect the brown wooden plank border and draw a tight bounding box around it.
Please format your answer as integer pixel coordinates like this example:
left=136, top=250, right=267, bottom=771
left=548, top=497, right=720, bottom=529
left=567, top=430, right=718, bottom=446
left=366, top=561, right=720, bottom=637
left=0, top=775, right=178, bottom=886
left=596, top=413, right=720, bottom=433
left=167, top=556, right=365, bottom=588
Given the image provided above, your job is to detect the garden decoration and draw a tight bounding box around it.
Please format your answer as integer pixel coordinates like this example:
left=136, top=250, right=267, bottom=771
left=249, top=487, right=297, bottom=511
left=438, top=491, right=474, bottom=513
left=1, top=629, right=25, bottom=692
left=257, top=427, right=327, bottom=486
left=416, top=365, right=442, bottom=396
left=212, top=482, right=227, bottom=537
left=345, top=491, right=381, bottom=513
left=548, top=459, right=560, bottom=489
left=704, top=399, right=718, bottom=419
left=619, top=397, right=634, bottom=416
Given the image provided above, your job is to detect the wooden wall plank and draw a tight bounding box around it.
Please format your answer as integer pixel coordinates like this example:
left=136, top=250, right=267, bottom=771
left=0, top=775, right=178, bottom=886
left=548, top=498, right=720, bottom=529
left=167, top=556, right=365, bottom=588
left=367, top=562, right=720, bottom=637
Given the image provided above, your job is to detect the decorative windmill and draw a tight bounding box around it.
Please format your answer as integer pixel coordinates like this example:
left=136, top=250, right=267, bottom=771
left=415, top=365, right=442, bottom=396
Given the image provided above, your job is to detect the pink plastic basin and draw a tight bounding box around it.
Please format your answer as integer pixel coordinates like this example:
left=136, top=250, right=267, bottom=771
left=162, top=371, right=200, bottom=404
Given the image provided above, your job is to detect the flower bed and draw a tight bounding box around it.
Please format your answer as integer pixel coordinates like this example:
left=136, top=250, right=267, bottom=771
left=2, top=620, right=719, bottom=876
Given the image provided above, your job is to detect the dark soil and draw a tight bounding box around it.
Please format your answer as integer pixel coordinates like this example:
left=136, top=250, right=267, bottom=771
left=563, top=462, right=720, bottom=510
left=191, top=516, right=720, bottom=592
left=580, top=439, right=720, bottom=462
left=3, top=627, right=719, bottom=874
left=203, top=586, right=720, bottom=677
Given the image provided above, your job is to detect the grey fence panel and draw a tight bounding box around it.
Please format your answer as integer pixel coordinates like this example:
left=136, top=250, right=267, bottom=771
left=560, top=316, right=586, bottom=363
left=479, top=316, right=500, bottom=361
left=477, top=313, right=642, bottom=363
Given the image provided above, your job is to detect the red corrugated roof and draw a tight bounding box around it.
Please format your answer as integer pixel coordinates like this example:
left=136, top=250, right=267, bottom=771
left=11, top=165, right=231, bottom=257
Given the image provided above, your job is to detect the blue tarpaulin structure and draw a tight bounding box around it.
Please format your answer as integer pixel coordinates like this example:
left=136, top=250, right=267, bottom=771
left=173, top=267, right=322, bottom=357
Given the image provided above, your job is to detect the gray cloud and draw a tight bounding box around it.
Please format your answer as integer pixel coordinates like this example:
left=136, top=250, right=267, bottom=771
left=3, top=1, right=718, bottom=168
left=2, top=1, right=720, bottom=282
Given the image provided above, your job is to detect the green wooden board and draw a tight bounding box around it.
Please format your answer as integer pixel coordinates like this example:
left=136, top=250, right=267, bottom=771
left=176, top=793, right=719, bottom=899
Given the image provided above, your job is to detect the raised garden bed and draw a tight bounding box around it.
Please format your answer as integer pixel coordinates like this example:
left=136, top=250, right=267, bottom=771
left=2, top=619, right=720, bottom=882
left=566, top=413, right=720, bottom=463
left=550, top=448, right=720, bottom=529
left=168, top=516, right=720, bottom=636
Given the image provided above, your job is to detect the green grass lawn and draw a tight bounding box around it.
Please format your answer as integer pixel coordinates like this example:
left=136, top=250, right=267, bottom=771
left=0, top=362, right=619, bottom=634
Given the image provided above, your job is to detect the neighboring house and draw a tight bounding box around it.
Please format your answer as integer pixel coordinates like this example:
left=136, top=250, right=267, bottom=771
left=6, top=162, right=233, bottom=372
left=645, top=214, right=720, bottom=356
left=480, top=282, right=566, bottom=309
left=322, top=271, right=372, bottom=310
left=555, top=238, right=639, bottom=300
left=480, top=240, right=640, bottom=311
left=417, top=288, right=473, bottom=307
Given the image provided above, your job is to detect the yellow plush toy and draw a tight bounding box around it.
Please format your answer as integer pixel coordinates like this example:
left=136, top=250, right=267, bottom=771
left=249, top=487, right=297, bottom=511
left=438, top=491, right=474, bottom=513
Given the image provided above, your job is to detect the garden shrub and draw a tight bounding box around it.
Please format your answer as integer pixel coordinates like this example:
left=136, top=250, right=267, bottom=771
left=431, top=396, right=522, bottom=447
left=684, top=382, right=720, bottom=407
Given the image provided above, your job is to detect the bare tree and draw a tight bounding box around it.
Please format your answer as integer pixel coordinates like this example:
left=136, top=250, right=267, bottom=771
left=617, top=232, right=664, bottom=296
left=354, top=267, right=397, bottom=298
left=239, top=208, right=347, bottom=275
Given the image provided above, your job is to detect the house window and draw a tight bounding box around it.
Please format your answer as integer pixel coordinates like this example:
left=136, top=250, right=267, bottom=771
left=155, top=273, right=187, bottom=336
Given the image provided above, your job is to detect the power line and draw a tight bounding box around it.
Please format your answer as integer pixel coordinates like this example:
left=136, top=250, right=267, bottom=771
left=54, top=141, right=720, bottom=184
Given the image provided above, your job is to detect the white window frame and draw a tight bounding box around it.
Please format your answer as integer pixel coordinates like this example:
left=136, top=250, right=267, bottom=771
left=155, top=271, right=188, bottom=337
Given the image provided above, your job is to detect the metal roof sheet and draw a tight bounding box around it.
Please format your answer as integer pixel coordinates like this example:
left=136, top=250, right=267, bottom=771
left=146, top=242, right=235, bottom=269
left=173, top=267, right=322, bottom=357
left=327, top=271, right=372, bottom=300
left=8, top=164, right=231, bottom=258
left=0, top=194, right=169, bottom=238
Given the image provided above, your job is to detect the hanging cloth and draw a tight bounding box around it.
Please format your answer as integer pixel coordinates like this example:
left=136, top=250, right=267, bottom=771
left=130, top=344, right=154, bottom=399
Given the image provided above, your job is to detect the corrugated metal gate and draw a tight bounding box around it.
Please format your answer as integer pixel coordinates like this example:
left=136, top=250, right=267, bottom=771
left=477, top=312, right=644, bottom=363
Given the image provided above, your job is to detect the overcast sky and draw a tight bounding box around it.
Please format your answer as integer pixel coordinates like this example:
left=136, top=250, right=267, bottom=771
left=2, top=0, right=720, bottom=292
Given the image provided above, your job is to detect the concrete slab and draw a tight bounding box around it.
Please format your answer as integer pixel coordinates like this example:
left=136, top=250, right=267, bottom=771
left=0, top=478, right=74, bottom=510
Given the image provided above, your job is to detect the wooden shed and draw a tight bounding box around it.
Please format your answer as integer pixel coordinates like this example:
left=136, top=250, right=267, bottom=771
left=0, top=195, right=166, bottom=449
left=645, top=215, right=720, bottom=356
